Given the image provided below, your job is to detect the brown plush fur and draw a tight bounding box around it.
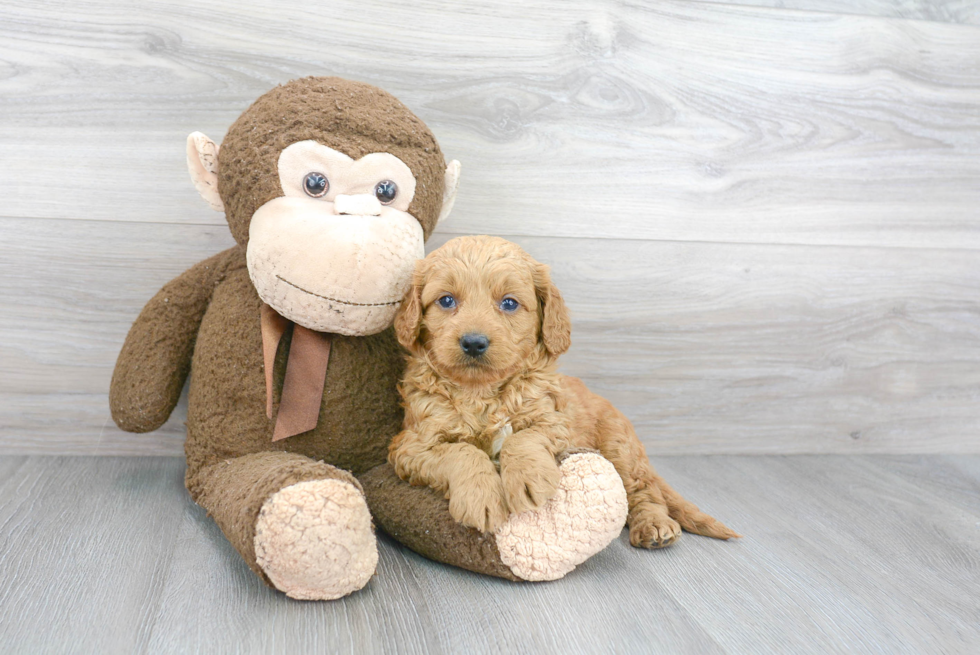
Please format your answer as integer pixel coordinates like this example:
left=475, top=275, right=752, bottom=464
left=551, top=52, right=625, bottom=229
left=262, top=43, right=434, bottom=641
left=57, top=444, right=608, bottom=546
left=389, top=236, right=740, bottom=546
left=110, top=249, right=232, bottom=433
left=110, top=78, right=519, bottom=589
left=218, top=77, right=446, bottom=246
left=359, top=465, right=522, bottom=581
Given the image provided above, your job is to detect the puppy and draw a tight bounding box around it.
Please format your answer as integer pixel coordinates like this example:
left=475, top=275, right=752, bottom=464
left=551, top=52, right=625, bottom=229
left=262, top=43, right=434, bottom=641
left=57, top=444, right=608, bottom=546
left=389, top=235, right=739, bottom=548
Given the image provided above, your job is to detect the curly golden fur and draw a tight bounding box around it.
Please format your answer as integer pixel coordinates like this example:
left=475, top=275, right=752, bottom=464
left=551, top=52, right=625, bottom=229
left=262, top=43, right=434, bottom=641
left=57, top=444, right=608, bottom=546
left=389, top=235, right=739, bottom=547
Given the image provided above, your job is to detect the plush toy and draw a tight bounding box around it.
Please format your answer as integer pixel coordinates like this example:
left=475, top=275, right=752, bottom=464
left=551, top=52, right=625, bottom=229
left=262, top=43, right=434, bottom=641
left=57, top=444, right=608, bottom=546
left=110, top=77, right=628, bottom=600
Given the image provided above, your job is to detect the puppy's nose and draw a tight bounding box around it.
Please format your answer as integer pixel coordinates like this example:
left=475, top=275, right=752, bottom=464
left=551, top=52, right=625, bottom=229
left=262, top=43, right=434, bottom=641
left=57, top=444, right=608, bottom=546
left=459, top=333, right=490, bottom=358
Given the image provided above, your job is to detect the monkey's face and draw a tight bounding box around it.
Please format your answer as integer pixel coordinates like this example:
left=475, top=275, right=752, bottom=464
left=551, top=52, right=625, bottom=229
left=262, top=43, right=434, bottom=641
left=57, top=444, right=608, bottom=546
left=187, top=78, right=461, bottom=336
left=245, top=141, right=424, bottom=335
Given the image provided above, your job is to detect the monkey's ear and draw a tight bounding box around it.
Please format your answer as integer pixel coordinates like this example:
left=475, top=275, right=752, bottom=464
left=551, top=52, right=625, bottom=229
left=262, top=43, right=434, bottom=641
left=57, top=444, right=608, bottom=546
left=186, top=132, right=224, bottom=212
left=394, top=265, right=427, bottom=352
left=436, top=160, right=461, bottom=226
left=533, top=263, right=571, bottom=357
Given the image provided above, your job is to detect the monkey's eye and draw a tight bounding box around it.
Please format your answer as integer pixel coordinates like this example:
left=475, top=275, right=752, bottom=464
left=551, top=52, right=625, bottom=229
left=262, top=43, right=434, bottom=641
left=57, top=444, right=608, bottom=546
left=375, top=180, right=398, bottom=205
left=303, top=172, right=329, bottom=198
left=437, top=294, right=456, bottom=310
left=499, top=297, right=520, bottom=313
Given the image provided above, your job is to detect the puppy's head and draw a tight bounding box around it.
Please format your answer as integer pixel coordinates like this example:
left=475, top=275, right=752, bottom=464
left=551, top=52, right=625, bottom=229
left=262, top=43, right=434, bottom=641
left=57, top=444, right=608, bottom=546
left=395, top=235, right=570, bottom=385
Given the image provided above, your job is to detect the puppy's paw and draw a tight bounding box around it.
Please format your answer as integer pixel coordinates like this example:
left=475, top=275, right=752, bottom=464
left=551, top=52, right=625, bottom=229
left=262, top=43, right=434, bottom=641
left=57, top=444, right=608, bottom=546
left=501, top=456, right=561, bottom=515
left=449, top=475, right=508, bottom=533
left=629, top=512, right=682, bottom=549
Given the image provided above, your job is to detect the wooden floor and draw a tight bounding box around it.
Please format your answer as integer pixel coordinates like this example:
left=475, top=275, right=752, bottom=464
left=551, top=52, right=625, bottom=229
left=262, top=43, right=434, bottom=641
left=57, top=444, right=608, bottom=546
left=1, top=455, right=977, bottom=654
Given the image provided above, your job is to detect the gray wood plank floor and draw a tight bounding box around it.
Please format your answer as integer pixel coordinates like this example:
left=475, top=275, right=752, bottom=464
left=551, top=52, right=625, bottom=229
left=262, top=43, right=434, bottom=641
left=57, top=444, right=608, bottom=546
left=1, top=455, right=977, bottom=654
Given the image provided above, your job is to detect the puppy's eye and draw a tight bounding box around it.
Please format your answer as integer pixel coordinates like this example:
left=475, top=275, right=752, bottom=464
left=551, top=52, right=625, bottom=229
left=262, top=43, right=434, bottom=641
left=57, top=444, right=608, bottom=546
left=303, top=172, right=329, bottom=198
left=499, top=297, right=519, bottom=313
left=437, top=294, right=456, bottom=310
left=375, top=180, right=398, bottom=205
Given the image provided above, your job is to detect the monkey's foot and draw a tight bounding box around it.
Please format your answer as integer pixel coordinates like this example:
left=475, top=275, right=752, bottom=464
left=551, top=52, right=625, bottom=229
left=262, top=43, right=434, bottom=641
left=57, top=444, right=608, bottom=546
left=495, top=453, right=628, bottom=581
left=254, top=479, right=378, bottom=600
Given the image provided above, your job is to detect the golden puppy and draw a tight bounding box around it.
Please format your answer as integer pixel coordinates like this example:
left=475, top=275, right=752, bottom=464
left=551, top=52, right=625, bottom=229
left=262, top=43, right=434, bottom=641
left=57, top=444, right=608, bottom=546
left=389, top=235, right=739, bottom=548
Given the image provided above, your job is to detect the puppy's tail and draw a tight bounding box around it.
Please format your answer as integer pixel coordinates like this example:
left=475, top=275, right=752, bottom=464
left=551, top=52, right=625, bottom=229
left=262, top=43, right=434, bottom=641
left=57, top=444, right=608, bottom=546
left=656, top=477, right=741, bottom=540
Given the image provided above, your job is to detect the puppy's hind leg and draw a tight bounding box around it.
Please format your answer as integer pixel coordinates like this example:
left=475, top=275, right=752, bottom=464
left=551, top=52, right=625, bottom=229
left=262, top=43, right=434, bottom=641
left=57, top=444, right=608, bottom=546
left=590, top=407, right=681, bottom=548
left=655, top=474, right=741, bottom=541
left=591, top=403, right=739, bottom=547
left=621, top=466, right=684, bottom=549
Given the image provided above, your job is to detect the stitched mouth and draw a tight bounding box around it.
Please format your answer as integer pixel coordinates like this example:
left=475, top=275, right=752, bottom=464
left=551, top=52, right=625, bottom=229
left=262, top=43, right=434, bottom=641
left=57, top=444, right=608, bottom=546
left=276, top=275, right=402, bottom=307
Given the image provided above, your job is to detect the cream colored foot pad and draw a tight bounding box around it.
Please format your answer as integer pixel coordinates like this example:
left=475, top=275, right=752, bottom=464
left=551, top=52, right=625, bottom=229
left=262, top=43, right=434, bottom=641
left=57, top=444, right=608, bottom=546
left=255, top=479, right=378, bottom=600
left=495, top=453, right=628, bottom=581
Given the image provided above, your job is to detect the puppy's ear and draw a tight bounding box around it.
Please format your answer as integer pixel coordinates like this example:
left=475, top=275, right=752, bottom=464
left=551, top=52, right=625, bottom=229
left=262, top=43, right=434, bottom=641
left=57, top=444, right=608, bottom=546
left=395, top=263, right=426, bottom=352
left=533, top=263, right=571, bottom=356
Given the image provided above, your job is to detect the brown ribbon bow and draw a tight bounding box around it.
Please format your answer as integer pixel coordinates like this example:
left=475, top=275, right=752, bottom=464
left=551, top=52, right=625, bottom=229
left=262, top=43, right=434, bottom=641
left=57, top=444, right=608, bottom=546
left=260, top=304, right=332, bottom=441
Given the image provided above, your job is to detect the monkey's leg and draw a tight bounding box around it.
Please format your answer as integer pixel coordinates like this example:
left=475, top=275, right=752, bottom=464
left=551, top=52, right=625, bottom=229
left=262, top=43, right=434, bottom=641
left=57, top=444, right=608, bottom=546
left=360, top=452, right=627, bottom=582
left=187, top=451, right=378, bottom=600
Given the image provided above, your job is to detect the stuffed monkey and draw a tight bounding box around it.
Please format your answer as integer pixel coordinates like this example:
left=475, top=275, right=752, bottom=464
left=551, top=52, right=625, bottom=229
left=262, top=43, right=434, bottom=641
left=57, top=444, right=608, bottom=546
left=110, top=77, right=628, bottom=600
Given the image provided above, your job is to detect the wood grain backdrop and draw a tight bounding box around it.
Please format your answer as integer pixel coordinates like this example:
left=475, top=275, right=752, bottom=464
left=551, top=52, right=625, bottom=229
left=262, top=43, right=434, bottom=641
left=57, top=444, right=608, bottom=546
left=1, top=0, right=978, bottom=455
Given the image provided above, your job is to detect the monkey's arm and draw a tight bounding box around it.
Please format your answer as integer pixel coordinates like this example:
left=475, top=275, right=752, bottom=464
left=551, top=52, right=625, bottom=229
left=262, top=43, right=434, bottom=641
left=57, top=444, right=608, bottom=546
left=110, top=247, right=237, bottom=432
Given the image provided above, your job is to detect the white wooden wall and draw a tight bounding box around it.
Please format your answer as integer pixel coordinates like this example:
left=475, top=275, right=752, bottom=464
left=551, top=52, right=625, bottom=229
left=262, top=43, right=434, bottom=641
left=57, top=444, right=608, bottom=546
left=1, top=0, right=978, bottom=455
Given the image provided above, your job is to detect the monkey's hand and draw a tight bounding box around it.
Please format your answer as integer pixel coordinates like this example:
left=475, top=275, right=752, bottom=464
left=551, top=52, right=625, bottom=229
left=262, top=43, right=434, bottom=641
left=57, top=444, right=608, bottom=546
left=109, top=248, right=234, bottom=432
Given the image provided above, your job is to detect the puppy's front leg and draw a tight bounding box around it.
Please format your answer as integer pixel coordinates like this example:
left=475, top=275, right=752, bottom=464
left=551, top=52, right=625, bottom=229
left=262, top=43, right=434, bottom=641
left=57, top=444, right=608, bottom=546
left=499, top=426, right=563, bottom=515
left=390, top=430, right=508, bottom=533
